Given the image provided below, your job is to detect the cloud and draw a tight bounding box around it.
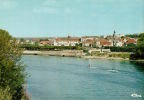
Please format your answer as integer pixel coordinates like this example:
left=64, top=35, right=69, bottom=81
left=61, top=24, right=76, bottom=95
left=0, top=0, right=16, bottom=9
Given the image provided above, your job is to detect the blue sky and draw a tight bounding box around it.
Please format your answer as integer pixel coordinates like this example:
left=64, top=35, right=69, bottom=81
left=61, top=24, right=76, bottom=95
left=0, top=0, right=144, bottom=37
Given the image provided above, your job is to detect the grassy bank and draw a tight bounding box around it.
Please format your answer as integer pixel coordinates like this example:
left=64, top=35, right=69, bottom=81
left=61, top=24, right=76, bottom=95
left=90, top=51, right=130, bottom=59
left=108, top=53, right=130, bottom=59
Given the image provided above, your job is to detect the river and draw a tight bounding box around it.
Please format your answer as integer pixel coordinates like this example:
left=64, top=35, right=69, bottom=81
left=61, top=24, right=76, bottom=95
left=22, top=55, right=144, bottom=100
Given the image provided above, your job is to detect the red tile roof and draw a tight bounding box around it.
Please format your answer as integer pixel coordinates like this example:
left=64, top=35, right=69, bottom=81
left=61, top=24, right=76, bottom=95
left=100, top=39, right=112, bottom=46
left=126, top=38, right=137, bottom=44
left=82, top=39, right=95, bottom=45
left=40, top=41, right=53, bottom=45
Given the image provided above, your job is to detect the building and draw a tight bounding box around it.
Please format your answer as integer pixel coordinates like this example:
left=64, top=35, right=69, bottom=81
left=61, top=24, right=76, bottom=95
left=126, top=38, right=137, bottom=45
left=82, top=39, right=95, bottom=47
left=96, top=39, right=113, bottom=47
left=54, top=37, right=81, bottom=46
left=116, top=40, right=123, bottom=47
left=40, top=40, right=54, bottom=46
left=81, top=36, right=98, bottom=47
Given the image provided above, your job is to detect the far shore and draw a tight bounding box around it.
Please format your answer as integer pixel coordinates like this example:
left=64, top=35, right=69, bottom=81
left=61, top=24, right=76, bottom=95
left=23, top=50, right=144, bottom=62
left=23, top=50, right=84, bottom=57
left=83, top=56, right=129, bottom=60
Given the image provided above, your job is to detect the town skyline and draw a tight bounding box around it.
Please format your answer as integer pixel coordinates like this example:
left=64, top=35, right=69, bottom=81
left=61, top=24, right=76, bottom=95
left=14, top=31, right=141, bottom=38
left=17, top=31, right=138, bottom=48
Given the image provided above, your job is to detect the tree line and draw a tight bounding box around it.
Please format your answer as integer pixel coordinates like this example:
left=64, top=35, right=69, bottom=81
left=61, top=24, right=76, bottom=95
left=130, top=33, right=144, bottom=60
left=20, top=44, right=82, bottom=51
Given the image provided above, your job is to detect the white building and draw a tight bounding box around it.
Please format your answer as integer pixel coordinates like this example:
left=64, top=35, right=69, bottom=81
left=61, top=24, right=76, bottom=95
left=54, top=37, right=81, bottom=46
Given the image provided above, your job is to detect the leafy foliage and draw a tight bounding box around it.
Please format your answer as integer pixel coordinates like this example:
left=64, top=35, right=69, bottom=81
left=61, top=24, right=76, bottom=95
left=0, top=29, right=25, bottom=100
left=104, top=46, right=137, bottom=52
left=0, top=87, right=12, bottom=100
left=20, top=44, right=82, bottom=50
left=125, top=34, right=139, bottom=38
left=130, top=33, right=144, bottom=59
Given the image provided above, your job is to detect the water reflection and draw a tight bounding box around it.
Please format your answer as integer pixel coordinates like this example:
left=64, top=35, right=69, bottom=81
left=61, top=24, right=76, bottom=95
left=130, top=61, right=144, bottom=73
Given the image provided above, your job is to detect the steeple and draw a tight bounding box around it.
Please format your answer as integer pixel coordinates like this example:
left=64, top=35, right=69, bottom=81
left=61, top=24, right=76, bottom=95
left=113, top=30, right=116, bottom=37
left=67, top=33, right=71, bottom=38
left=114, top=30, right=116, bottom=34
left=113, top=30, right=116, bottom=46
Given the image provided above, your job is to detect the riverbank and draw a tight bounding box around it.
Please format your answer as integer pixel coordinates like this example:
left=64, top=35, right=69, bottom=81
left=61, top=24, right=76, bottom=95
left=83, top=56, right=130, bottom=60
left=23, top=50, right=133, bottom=61
left=23, top=50, right=84, bottom=57
left=23, top=50, right=144, bottom=61
left=84, top=55, right=144, bottom=61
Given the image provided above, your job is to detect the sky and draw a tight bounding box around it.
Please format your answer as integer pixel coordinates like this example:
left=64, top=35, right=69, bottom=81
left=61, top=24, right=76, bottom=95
left=0, top=0, right=144, bottom=37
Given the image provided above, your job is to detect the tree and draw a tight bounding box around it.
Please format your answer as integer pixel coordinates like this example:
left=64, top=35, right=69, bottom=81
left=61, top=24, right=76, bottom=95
left=137, top=33, right=144, bottom=45
left=130, top=33, right=144, bottom=59
left=125, top=34, right=139, bottom=38
left=0, top=29, right=26, bottom=100
left=20, top=38, right=24, bottom=42
left=0, top=87, right=12, bottom=100
left=137, top=33, right=144, bottom=56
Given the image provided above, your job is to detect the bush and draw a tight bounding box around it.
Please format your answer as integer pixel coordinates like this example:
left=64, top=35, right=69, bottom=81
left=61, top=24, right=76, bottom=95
left=20, top=44, right=82, bottom=51
left=109, top=53, right=130, bottom=59
left=130, top=33, right=144, bottom=60
left=0, top=87, right=12, bottom=100
left=104, top=46, right=137, bottom=52
left=0, top=29, right=26, bottom=100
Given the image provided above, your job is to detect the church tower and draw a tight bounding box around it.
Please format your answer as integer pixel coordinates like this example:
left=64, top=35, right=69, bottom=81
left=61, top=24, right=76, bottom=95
left=113, top=30, right=116, bottom=46
left=113, top=30, right=116, bottom=38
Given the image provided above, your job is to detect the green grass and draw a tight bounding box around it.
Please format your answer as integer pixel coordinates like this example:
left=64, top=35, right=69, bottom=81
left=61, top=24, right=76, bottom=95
left=90, top=51, right=130, bottom=59
left=108, top=53, right=130, bottom=59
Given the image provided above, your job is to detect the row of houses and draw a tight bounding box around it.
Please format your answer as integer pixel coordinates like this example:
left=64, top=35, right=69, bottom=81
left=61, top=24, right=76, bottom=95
left=17, top=35, right=137, bottom=47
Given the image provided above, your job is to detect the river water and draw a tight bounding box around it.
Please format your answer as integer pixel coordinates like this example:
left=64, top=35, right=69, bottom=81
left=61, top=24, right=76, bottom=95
left=22, top=55, right=144, bottom=100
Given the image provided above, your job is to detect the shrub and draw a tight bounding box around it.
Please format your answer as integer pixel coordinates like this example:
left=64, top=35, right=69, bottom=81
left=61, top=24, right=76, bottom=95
left=0, top=87, right=12, bottom=100
left=20, top=45, right=82, bottom=51
left=0, top=29, right=26, bottom=100
left=104, top=46, right=137, bottom=52
left=130, top=33, right=144, bottom=60
left=109, top=53, right=130, bottom=59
